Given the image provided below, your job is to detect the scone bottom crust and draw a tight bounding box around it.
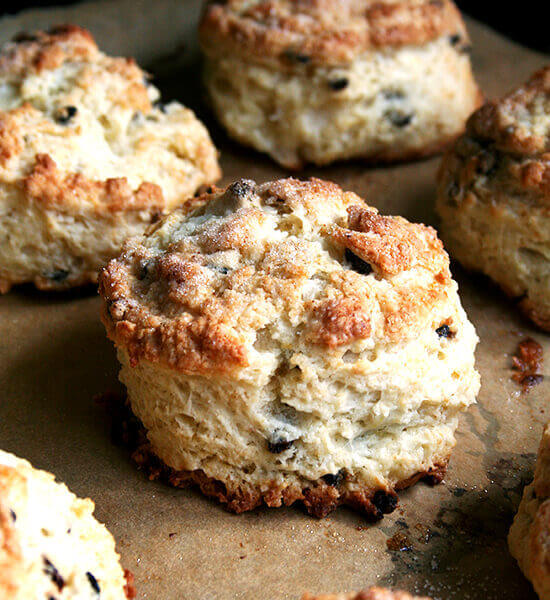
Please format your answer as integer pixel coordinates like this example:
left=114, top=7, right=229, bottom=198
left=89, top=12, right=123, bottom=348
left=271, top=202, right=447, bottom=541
left=102, top=391, right=447, bottom=519
left=302, top=589, right=432, bottom=600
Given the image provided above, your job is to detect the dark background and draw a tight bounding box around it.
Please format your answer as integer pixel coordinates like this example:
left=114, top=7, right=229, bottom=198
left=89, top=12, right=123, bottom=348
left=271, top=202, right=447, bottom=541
left=1, top=1, right=549, bottom=55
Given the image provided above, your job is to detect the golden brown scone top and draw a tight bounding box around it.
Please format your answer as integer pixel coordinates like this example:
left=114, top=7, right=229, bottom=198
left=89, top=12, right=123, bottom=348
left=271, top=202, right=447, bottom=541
left=439, top=67, right=550, bottom=207
left=100, top=178, right=454, bottom=376
left=467, top=66, right=550, bottom=156
left=302, top=589, right=431, bottom=600
left=199, top=0, right=469, bottom=66
left=0, top=24, right=150, bottom=112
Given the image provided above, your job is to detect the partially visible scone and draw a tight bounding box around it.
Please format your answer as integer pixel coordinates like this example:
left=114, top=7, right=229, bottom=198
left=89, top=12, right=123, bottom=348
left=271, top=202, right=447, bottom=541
left=302, top=589, right=431, bottom=600
left=0, top=25, right=220, bottom=293
left=509, top=423, right=550, bottom=600
left=0, top=449, right=133, bottom=599
left=199, top=0, right=481, bottom=169
left=100, top=177, right=480, bottom=518
left=437, top=67, right=550, bottom=331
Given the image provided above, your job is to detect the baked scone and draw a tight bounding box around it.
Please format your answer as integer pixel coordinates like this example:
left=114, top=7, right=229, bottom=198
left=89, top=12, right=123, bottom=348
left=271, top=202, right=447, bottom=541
left=99, top=177, right=480, bottom=518
left=0, top=25, right=220, bottom=293
left=199, top=0, right=481, bottom=169
left=509, top=423, right=550, bottom=600
left=437, top=67, right=550, bottom=331
left=302, top=589, right=431, bottom=600
left=0, top=449, right=133, bottom=599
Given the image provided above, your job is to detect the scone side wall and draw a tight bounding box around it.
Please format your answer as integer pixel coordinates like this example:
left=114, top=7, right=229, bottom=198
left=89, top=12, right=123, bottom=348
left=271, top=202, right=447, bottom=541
left=0, top=450, right=130, bottom=599
left=0, top=25, right=220, bottom=292
left=436, top=67, right=550, bottom=331
left=115, top=347, right=464, bottom=518
left=199, top=0, right=469, bottom=67
left=108, top=388, right=451, bottom=519
left=201, top=37, right=481, bottom=169
left=100, top=177, right=480, bottom=517
left=508, top=423, right=550, bottom=600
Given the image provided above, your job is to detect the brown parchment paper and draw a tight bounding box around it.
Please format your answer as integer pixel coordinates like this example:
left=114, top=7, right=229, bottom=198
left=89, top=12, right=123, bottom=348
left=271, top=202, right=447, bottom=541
left=0, top=3, right=549, bottom=599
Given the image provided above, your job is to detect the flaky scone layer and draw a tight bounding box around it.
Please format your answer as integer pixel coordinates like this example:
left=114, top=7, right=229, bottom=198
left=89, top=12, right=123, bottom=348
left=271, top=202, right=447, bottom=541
left=509, top=423, right=550, bottom=600
left=100, top=177, right=480, bottom=516
left=0, top=450, right=130, bottom=599
left=0, top=25, right=220, bottom=292
left=437, top=67, right=550, bottom=331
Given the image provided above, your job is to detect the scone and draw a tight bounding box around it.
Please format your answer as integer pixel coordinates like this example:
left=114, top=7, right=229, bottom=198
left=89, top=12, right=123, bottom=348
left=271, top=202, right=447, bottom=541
left=99, top=177, right=480, bottom=518
left=0, top=25, right=220, bottom=293
left=0, top=449, right=133, bottom=599
left=509, top=423, right=550, bottom=600
left=199, top=0, right=481, bottom=169
left=302, top=590, right=431, bottom=600
left=437, top=67, right=550, bottom=331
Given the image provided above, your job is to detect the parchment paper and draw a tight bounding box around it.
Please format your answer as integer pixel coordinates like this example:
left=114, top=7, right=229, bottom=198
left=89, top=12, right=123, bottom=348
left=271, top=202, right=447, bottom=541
left=0, top=3, right=549, bottom=599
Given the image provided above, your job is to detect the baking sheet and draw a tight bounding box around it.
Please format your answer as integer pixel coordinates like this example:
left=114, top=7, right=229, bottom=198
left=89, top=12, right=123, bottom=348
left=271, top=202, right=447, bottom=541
left=0, top=3, right=549, bottom=599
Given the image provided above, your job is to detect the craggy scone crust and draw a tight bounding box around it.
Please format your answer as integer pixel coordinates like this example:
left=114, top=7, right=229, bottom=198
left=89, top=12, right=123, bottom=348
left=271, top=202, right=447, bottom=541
left=200, top=0, right=468, bottom=67
left=100, top=177, right=479, bottom=517
left=0, top=25, right=220, bottom=292
left=437, top=67, right=550, bottom=331
left=302, top=589, right=431, bottom=600
left=0, top=450, right=131, bottom=599
left=509, top=423, right=550, bottom=600
left=102, top=177, right=466, bottom=369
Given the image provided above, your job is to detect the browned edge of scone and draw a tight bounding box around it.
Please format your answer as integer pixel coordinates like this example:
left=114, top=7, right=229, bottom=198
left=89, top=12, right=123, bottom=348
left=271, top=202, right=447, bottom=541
left=98, top=392, right=447, bottom=520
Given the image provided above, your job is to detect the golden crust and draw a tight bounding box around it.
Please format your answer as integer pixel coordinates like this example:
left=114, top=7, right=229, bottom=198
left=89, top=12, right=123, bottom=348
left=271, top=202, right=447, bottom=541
left=23, top=153, right=165, bottom=214
left=0, top=25, right=150, bottom=112
left=467, top=67, right=550, bottom=156
left=200, top=0, right=469, bottom=67
left=301, top=589, right=432, bottom=600
left=509, top=424, right=550, bottom=600
left=0, top=25, right=96, bottom=75
left=100, top=177, right=454, bottom=375
left=0, top=469, right=23, bottom=598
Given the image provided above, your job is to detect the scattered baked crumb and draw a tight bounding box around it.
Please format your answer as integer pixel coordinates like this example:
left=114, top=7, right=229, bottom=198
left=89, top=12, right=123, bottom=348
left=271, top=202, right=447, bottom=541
left=512, top=337, right=544, bottom=392
left=123, top=569, right=137, bottom=600
left=386, top=532, right=412, bottom=551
